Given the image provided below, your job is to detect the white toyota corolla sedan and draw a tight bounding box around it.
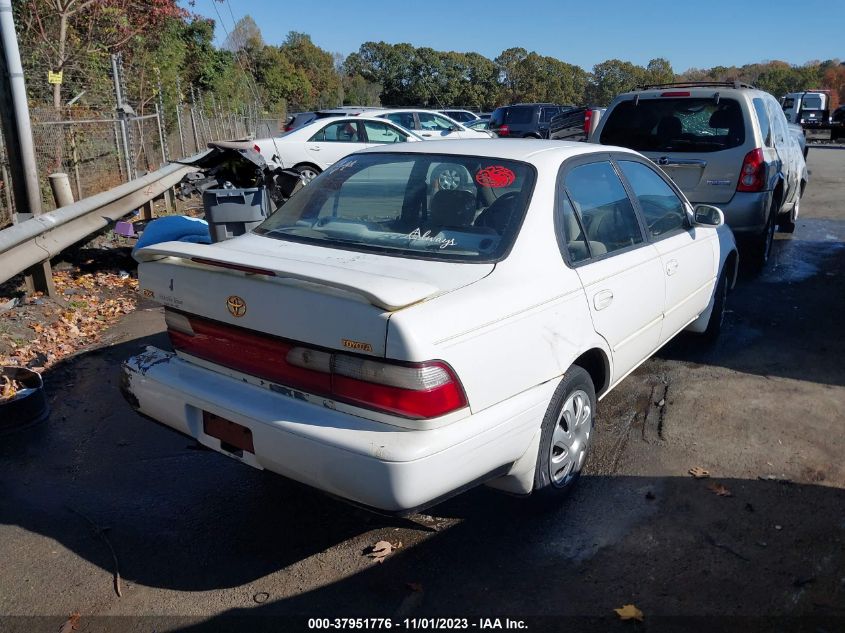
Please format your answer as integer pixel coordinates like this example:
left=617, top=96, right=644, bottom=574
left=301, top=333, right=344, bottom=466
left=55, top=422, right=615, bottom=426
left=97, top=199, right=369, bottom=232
left=253, top=116, right=422, bottom=182
left=124, top=140, right=738, bottom=513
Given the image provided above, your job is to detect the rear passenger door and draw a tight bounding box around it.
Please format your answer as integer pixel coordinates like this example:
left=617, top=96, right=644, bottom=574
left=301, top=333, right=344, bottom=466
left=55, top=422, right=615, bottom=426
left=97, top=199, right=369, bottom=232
left=306, top=120, right=368, bottom=169
left=559, top=158, right=665, bottom=383
left=617, top=159, right=716, bottom=344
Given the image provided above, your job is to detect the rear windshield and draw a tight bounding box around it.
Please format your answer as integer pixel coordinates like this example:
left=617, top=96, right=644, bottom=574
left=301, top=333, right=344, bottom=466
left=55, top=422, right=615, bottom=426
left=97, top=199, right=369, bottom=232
left=802, top=95, right=823, bottom=110
left=255, top=153, right=536, bottom=262
left=600, top=98, right=745, bottom=152
left=490, top=106, right=533, bottom=126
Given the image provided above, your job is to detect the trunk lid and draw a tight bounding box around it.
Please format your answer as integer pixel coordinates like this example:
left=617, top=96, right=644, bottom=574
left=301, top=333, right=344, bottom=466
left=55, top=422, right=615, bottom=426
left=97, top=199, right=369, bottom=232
left=135, top=233, right=493, bottom=357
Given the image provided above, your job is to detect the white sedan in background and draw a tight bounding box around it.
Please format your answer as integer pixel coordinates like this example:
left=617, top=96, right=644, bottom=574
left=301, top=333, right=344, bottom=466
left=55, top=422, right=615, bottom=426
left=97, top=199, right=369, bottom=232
left=366, top=109, right=494, bottom=140
left=252, top=116, right=421, bottom=182
left=124, top=140, right=737, bottom=513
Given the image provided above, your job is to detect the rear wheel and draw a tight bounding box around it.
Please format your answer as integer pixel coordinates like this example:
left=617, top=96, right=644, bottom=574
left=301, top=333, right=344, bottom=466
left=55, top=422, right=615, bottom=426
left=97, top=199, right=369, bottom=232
left=295, top=164, right=321, bottom=184
left=749, top=205, right=776, bottom=273
left=701, top=266, right=729, bottom=343
left=530, top=366, right=595, bottom=506
left=778, top=196, right=798, bottom=234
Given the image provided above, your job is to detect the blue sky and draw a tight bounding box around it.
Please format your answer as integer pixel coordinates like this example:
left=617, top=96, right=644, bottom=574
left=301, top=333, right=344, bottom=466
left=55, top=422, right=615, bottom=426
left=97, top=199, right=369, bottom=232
left=186, top=0, right=841, bottom=72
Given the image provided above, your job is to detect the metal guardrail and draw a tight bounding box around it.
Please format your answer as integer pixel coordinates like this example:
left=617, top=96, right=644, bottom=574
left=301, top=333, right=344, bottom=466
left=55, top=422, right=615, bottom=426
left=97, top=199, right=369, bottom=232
left=0, top=155, right=204, bottom=286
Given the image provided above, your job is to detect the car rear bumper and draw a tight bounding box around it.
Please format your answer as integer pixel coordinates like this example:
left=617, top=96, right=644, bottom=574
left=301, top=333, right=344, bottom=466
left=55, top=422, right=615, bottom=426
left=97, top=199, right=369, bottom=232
left=702, top=190, right=773, bottom=235
left=121, top=347, right=550, bottom=512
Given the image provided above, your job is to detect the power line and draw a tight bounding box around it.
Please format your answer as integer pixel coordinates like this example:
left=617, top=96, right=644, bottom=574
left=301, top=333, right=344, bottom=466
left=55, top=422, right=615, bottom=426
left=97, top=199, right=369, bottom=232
left=211, top=0, right=262, bottom=106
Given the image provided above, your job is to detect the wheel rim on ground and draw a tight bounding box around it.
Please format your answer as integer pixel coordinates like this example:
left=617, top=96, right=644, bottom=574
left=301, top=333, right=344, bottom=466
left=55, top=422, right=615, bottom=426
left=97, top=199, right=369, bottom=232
left=549, top=389, right=592, bottom=487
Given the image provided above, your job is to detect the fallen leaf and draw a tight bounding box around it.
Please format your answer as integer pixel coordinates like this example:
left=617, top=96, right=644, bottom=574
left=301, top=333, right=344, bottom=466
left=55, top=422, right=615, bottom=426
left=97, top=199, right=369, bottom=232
left=58, top=611, right=81, bottom=633
left=367, top=540, right=395, bottom=564
left=688, top=467, right=710, bottom=479
left=707, top=482, right=733, bottom=497
left=614, top=604, right=644, bottom=621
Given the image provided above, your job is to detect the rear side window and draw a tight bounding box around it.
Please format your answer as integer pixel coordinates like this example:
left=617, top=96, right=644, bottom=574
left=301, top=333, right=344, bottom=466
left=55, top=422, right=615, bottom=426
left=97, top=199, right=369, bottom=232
left=753, top=98, right=771, bottom=147
left=618, top=161, right=687, bottom=238
left=505, top=106, right=534, bottom=125
left=540, top=107, right=559, bottom=123
left=309, top=121, right=362, bottom=143
left=600, top=98, right=746, bottom=153
left=383, top=112, right=416, bottom=130
left=563, top=161, right=643, bottom=256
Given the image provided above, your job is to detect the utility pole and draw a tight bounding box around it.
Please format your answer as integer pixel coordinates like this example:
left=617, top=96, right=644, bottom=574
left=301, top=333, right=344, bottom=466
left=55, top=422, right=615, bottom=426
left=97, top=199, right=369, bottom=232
left=0, top=0, right=55, bottom=295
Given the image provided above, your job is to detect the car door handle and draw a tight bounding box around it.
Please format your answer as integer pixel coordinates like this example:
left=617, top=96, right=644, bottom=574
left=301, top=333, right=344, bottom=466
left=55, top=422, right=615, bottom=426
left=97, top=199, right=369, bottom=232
left=421, top=133, right=433, bottom=137
left=666, top=260, right=679, bottom=276
left=593, top=289, right=614, bottom=311
left=308, top=146, right=321, bottom=151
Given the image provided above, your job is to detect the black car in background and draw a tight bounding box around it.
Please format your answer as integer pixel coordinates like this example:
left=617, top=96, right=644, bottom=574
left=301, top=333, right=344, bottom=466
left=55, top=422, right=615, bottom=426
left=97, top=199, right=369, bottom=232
left=488, top=104, right=572, bottom=138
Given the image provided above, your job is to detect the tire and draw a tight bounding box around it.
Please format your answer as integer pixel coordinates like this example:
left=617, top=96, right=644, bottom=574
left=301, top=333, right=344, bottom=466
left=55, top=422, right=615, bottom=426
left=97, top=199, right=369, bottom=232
left=530, top=366, right=596, bottom=506
left=431, top=164, right=469, bottom=191
left=778, top=196, right=798, bottom=234
left=294, top=164, right=321, bottom=184
left=701, top=265, right=729, bottom=343
left=748, top=205, right=776, bottom=273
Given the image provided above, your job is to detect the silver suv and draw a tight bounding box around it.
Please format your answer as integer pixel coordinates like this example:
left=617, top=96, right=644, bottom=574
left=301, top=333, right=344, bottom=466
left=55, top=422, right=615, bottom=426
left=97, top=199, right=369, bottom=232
left=592, top=82, right=808, bottom=270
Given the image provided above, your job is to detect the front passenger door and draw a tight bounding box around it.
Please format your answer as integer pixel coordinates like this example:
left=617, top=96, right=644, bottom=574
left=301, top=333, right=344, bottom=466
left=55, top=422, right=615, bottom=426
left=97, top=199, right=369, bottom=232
left=560, top=160, right=665, bottom=383
left=617, top=159, right=716, bottom=344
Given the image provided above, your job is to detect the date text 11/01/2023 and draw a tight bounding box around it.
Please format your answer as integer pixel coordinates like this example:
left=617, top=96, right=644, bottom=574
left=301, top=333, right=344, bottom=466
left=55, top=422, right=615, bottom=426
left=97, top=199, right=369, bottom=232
left=307, top=618, right=528, bottom=630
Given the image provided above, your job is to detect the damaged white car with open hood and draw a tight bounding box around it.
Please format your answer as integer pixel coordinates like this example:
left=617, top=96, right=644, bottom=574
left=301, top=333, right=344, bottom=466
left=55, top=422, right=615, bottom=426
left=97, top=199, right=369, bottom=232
left=123, top=139, right=738, bottom=513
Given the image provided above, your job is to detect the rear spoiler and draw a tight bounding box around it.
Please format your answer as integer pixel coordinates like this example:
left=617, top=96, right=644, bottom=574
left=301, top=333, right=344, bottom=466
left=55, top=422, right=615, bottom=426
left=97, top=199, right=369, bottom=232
left=134, top=241, right=439, bottom=312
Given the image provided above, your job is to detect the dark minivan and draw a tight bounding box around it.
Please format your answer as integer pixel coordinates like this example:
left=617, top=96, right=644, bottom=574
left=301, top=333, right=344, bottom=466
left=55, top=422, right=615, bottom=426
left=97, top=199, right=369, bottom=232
left=488, top=104, right=571, bottom=138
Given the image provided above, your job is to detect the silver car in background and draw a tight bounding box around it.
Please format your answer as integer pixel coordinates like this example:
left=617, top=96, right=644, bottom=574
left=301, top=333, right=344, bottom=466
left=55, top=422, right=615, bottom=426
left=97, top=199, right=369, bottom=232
left=593, top=82, right=808, bottom=270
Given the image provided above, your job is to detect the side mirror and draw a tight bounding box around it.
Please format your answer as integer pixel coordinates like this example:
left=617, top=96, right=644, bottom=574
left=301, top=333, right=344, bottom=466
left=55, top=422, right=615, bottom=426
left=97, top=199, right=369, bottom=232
left=693, top=204, right=724, bottom=227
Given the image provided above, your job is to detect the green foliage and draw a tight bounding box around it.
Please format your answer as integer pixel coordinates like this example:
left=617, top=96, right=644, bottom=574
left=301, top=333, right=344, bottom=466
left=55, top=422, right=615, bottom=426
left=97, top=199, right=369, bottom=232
left=12, top=3, right=844, bottom=119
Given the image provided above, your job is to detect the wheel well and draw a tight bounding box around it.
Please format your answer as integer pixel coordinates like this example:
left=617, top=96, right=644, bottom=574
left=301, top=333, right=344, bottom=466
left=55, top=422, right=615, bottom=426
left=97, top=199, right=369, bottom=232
left=294, top=162, right=321, bottom=173
left=772, top=180, right=784, bottom=211
left=724, top=250, right=739, bottom=289
left=573, top=348, right=609, bottom=396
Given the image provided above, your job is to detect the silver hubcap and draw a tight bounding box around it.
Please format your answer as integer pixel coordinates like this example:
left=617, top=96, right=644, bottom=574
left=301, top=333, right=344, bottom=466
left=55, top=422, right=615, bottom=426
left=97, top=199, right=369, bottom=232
left=437, top=169, right=462, bottom=190
left=549, top=389, right=592, bottom=487
left=299, top=169, right=318, bottom=184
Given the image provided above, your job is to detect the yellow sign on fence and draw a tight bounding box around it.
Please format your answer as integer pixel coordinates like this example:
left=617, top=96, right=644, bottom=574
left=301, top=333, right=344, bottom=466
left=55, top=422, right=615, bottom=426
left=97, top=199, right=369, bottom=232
left=47, top=70, right=63, bottom=85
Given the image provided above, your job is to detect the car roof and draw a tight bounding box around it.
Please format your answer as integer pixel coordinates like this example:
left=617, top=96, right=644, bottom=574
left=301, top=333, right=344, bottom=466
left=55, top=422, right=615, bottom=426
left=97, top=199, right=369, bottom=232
left=355, top=138, right=640, bottom=166
left=614, top=82, right=766, bottom=99
left=284, top=116, right=424, bottom=139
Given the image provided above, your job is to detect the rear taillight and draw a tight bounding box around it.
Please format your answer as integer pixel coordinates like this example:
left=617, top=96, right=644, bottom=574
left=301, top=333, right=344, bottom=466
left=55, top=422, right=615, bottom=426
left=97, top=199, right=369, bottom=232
left=736, top=148, right=765, bottom=192
left=583, top=110, right=593, bottom=137
left=497, top=124, right=509, bottom=137
left=167, top=312, right=467, bottom=419
left=661, top=91, right=691, bottom=97
left=253, top=144, right=261, bottom=153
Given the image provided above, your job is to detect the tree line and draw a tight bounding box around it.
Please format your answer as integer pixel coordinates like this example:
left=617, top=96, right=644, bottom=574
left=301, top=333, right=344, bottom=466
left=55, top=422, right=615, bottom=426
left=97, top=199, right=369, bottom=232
left=12, top=2, right=845, bottom=119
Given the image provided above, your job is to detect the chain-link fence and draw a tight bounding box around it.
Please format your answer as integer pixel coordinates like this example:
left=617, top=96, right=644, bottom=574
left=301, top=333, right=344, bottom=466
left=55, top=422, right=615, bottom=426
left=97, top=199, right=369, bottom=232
left=0, top=100, right=268, bottom=229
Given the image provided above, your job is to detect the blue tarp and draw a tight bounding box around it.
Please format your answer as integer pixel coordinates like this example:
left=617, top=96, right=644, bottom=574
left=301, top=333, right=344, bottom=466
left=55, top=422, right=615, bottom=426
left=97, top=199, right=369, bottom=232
left=133, top=216, right=211, bottom=253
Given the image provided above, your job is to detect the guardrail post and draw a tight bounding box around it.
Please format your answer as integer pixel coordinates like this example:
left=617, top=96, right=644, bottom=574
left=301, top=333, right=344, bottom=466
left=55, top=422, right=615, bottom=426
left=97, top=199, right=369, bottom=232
left=48, top=172, right=74, bottom=207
